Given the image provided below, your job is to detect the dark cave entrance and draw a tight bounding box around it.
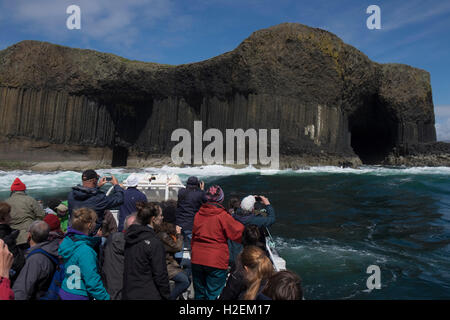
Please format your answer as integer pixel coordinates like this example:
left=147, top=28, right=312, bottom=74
left=111, top=146, right=128, bottom=167
left=349, top=96, right=397, bottom=164
left=101, top=96, right=154, bottom=168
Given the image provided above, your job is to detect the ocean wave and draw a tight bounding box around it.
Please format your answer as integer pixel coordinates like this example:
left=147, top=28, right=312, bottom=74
left=1, top=164, right=449, bottom=191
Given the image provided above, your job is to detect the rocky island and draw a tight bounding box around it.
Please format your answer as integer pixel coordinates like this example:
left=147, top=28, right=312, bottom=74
left=0, top=23, right=449, bottom=170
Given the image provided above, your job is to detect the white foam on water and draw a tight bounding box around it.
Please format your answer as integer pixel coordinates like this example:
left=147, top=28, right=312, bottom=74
left=142, top=165, right=262, bottom=177
left=1, top=164, right=449, bottom=192
left=294, top=165, right=450, bottom=176
left=274, top=236, right=389, bottom=264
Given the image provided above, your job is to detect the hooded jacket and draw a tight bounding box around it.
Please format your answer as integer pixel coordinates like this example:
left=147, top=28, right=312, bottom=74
left=101, top=232, right=126, bottom=300
left=175, top=182, right=207, bottom=231
left=122, top=224, right=170, bottom=300
left=191, top=202, right=244, bottom=270
left=229, top=205, right=276, bottom=265
left=12, top=239, right=60, bottom=300
left=58, top=228, right=110, bottom=300
left=5, top=191, right=45, bottom=245
left=118, top=187, right=147, bottom=232
left=0, top=224, right=25, bottom=283
left=67, top=184, right=124, bottom=233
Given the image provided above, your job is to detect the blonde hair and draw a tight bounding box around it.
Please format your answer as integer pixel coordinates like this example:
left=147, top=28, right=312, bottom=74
left=240, top=245, right=274, bottom=300
left=71, top=208, right=97, bottom=232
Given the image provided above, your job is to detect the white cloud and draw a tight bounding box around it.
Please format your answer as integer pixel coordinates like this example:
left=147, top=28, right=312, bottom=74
left=435, top=105, right=450, bottom=117
left=383, top=0, right=450, bottom=31
left=435, top=105, right=450, bottom=141
left=2, top=0, right=178, bottom=47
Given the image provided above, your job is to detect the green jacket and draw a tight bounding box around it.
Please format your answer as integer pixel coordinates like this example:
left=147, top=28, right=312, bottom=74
left=59, top=215, right=69, bottom=233
left=5, top=191, right=45, bottom=245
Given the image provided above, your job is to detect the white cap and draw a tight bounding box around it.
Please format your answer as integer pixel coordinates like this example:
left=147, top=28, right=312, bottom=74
left=240, top=195, right=256, bottom=212
left=124, top=174, right=139, bottom=187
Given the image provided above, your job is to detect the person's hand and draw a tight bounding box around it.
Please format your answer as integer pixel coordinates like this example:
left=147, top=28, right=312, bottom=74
left=259, top=196, right=270, bottom=205
left=175, top=225, right=182, bottom=234
left=96, top=228, right=103, bottom=237
left=111, top=175, right=119, bottom=186
left=199, top=181, right=205, bottom=191
left=0, top=239, right=13, bottom=279
left=97, top=177, right=107, bottom=188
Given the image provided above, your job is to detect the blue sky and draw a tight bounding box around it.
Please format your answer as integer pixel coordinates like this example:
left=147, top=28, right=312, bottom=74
left=1, top=0, right=449, bottom=140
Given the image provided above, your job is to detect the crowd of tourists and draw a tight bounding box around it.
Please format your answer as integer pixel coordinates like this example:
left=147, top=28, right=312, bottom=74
left=0, top=170, right=303, bottom=300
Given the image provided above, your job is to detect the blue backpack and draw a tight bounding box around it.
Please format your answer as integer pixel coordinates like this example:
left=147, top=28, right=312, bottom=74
left=27, top=248, right=65, bottom=300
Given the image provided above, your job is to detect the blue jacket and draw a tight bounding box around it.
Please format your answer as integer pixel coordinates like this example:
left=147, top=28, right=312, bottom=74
left=175, top=185, right=207, bottom=231
left=229, top=205, right=276, bottom=265
left=118, top=187, right=147, bottom=232
left=58, top=228, right=110, bottom=300
left=232, top=205, right=276, bottom=228
left=68, top=184, right=124, bottom=232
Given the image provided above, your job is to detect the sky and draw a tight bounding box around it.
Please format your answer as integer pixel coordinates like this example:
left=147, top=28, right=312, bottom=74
left=0, top=0, right=449, bottom=140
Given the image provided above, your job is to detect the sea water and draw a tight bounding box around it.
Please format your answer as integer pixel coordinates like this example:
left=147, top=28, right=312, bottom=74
left=1, top=165, right=449, bottom=299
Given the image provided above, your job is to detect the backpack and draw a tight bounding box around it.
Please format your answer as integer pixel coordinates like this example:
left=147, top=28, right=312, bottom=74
left=27, top=248, right=65, bottom=300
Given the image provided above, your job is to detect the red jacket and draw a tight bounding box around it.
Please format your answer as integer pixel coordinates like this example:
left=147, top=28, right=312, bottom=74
left=191, top=202, right=244, bottom=270
left=0, top=277, right=14, bottom=300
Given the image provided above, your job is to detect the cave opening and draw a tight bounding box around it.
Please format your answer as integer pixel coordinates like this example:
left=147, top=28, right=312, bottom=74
left=349, top=96, right=397, bottom=164
left=111, top=146, right=128, bottom=167
left=101, top=95, right=154, bottom=168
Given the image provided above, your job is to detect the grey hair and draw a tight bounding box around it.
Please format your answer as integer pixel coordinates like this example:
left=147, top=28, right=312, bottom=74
left=29, top=220, right=50, bottom=243
left=124, top=213, right=138, bottom=231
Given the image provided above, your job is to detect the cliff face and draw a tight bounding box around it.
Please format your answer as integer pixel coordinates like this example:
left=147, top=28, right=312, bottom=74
left=0, top=23, right=439, bottom=168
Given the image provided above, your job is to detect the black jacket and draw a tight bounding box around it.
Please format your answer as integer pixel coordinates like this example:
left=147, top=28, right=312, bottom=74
left=175, top=184, right=207, bottom=231
left=0, top=224, right=25, bottom=284
left=122, top=224, right=170, bottom=300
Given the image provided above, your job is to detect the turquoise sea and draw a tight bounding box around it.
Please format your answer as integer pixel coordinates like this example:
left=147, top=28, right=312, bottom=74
left=1, top=165, right=449, bottom=299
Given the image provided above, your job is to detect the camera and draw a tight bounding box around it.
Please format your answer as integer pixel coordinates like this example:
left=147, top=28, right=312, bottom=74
left=255, top=196, right=262, bottom=202
left=105, top=177, right=112, bottom=182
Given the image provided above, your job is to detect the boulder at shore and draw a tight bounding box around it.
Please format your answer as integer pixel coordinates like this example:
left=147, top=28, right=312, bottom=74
left=0, top=23, right=448, bottom=170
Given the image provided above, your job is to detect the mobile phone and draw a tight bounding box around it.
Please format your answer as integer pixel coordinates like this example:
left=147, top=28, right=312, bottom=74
left=255, top=196, right=262, bottom=202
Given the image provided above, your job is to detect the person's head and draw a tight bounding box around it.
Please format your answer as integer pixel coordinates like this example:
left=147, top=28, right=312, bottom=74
left=55, top=203, right=68, bottom=217
left=186, top=176, right=200, bottom=188
left=81, top=169, right=100, bottom=188
left=206, top=185, right=224, bottom=203
left=43, top=214, right=62, bottom=233
left=28, top=220, right=50, bottom=245
left=160, top=200, right=177, bottom=225
left=262, top=270, right=303, bottom=300
left=240, top=195, right=256, bottom=213
left=123, top=213, right=137, bottom=232
left=0, top=202, right=11, bottom=225
left=10, top=178, right=26, bottom=193
left=242, top=225, right=263, bottom=247
left=47, top=199, right=61, bottom=212
left=124, top=174, right=139, bottom=188
left=240, top=245, right=274, bottom=300
left=136, top=202, right=163, bottom=228
left=228, top=197, right=241, bottom=214
left=71, top=208, right=97, bottom=235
